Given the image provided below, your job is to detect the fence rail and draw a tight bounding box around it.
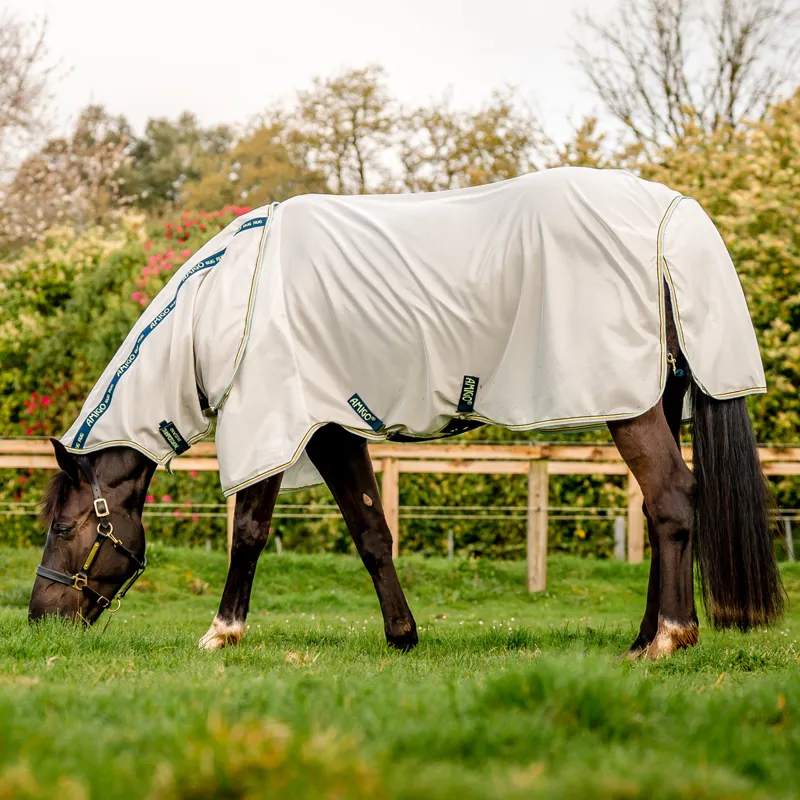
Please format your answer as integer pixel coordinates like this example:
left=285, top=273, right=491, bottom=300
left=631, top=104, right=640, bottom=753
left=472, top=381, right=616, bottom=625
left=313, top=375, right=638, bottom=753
left=2, top=438, right=798, bottom=589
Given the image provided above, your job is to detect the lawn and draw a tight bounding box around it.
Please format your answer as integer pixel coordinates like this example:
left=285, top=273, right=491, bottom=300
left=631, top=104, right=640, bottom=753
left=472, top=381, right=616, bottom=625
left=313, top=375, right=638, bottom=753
left=1, top=547, right=798, bottom=799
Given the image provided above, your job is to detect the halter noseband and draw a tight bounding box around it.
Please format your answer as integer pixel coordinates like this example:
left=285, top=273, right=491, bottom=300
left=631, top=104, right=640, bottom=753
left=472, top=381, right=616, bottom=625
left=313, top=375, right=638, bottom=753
left=35, top=462, right=146, bottom=612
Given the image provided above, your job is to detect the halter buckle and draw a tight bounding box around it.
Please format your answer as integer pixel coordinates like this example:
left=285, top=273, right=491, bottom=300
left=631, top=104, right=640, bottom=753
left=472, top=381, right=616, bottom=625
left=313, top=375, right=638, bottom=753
left=93, top=497, right=110, bottom=517
left=72, top=574, right=88, bottom=590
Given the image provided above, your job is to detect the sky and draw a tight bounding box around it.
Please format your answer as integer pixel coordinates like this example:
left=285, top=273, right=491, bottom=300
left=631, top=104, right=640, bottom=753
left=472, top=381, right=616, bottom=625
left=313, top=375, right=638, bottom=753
left=6, top=0, right=621, bottom=144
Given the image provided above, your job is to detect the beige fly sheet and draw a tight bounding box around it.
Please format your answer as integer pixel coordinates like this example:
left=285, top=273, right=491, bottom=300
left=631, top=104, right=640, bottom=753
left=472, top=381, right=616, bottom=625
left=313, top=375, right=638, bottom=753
left=62, top=167, right=766, bottom=493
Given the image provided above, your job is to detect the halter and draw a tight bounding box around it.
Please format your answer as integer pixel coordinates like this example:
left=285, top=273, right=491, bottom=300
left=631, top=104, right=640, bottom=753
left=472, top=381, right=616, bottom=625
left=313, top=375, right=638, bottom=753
left=35, top=462, right=146, bottom=612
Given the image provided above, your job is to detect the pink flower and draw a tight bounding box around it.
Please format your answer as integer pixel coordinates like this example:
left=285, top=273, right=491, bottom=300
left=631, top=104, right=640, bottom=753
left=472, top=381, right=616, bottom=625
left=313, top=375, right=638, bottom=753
left=139, top=298, right=147, bottom=307
left=161, top=494, right=172, bottom=503
left=189, top=470, right=198, bottom=478
left=172, top=509, right=183, bottom=518
left=31, top=393, right=38, bottom=401
left=142, top=267, right=151, bottom=277
left=40, top=396, right=51, bottom=406
left=181, top=249, right=191, bottom=259
left=131, top=292, right=142, bottom=301
left=19, top=475, right=28, bottom=484
left=25, top=427, right=33, bottom=435
left=191, top=514, right=199, bottom=522
left=184, top=499, right=192, bottom=506
left=145, top=494, right=155, bottom=503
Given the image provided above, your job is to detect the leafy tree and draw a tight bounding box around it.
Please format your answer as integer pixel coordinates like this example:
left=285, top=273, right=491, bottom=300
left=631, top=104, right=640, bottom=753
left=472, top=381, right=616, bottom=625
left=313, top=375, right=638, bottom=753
left=398, top=90, right=542, bottom=192
left=291, top=65, right=395, bottom=194
left=182, top=114, right=327, bottom=209
left=121, top=112, right=234, bottom=211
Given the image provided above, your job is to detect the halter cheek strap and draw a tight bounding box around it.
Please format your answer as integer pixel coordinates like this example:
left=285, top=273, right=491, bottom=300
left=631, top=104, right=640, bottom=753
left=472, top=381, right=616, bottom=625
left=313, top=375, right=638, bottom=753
left=35, top=461, right=146, bottom=611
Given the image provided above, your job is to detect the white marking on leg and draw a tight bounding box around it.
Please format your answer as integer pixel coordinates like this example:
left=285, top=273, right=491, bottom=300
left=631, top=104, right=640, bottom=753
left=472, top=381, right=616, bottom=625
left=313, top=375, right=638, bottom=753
left=198, top=616, right=246, bottom=651
left=362, top=492, right=373, bottom=507
left=645, top=617, right=698, bottom=659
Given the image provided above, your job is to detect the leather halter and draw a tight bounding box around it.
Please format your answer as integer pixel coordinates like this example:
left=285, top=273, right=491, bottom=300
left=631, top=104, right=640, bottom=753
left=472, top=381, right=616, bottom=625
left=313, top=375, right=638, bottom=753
left=35, top=461, right=146, bottom=611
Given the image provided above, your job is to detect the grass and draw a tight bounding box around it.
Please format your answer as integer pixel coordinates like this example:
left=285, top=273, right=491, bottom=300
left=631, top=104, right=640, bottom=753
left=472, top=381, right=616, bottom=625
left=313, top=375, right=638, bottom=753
left=1, top=547, right=799, bottom=800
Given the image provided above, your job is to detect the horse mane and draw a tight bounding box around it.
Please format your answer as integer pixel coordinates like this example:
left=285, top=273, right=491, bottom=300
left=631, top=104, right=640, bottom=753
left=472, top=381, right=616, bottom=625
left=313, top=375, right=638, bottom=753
left=40, top=469, right=75, bottom=527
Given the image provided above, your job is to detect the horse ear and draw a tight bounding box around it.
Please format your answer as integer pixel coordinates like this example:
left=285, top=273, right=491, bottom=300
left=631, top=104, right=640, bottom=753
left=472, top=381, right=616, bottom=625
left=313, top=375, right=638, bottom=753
left=50, top=438, right=81, bottom=486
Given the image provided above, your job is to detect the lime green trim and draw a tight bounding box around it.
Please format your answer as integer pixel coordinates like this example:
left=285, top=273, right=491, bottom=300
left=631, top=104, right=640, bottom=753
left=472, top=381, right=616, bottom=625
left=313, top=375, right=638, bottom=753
left=212, top=203, right=279, bottom=413
left=659, top=201, right=767, bottom=400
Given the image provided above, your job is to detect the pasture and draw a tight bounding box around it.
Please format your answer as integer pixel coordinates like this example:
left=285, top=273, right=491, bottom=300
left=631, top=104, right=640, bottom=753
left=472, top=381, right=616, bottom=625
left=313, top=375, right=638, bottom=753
left=1, top=547, right=798, bottom=799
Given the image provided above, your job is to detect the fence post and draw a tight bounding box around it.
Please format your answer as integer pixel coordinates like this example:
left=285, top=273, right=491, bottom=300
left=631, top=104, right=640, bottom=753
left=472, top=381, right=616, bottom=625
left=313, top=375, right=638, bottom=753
left=382, top=457, right=400, bottom=558
left=785, top=517, right=795, bottom=562
left=527, top=459, right=548, bottom=592
left=226, top=494, right=236, bottom=562
left=627, top=471, right=645, bottom=563
left=613, top=516, right=626, bottom=560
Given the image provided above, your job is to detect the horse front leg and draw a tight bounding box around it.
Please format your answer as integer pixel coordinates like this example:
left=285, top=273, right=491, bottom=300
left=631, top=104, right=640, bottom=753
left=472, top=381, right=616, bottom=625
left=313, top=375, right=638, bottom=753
left=609, top=401, right=698, bottom=659
left=306, top=424, right=418, bottom=651
left=199, top=473, right=283, bottom=651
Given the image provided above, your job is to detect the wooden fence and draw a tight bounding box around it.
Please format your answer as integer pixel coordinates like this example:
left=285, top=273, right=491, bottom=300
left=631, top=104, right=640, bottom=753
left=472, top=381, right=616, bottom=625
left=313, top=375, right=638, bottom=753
left=2, top=439, right=799, bottom=591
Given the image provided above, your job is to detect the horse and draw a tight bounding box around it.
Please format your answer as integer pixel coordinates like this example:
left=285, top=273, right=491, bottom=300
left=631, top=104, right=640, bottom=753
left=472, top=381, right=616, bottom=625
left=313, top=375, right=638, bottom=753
left=28, top=167, right=785, bottom=658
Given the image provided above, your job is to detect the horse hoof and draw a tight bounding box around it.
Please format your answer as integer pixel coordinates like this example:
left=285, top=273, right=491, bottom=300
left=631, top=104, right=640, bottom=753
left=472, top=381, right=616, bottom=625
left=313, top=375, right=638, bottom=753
left=386, top=619, right=418, bottom=652
left=198, top=616, right=245, bottom=651
left=643, top=618, right=698, bottom=660
left=621, top=646, right=646, bottom=661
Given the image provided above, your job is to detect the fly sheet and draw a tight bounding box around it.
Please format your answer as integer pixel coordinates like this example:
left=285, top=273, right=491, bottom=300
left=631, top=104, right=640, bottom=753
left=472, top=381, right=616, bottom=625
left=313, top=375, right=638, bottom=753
left=63, top=167, right=766, bottom=494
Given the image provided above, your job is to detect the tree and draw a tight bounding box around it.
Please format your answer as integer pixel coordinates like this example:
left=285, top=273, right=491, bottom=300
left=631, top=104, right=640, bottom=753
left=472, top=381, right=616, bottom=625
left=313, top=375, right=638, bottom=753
left=291, top=65, right=394, bottom=194
left=182, top=113, right=327, bottom=210
left=121, top=112, right=234, bottom=211
left=0, top=12, right=59, bottom=176
left=0, top=105, right=131, bottom=247
left=574, top=0, right=800, bottom=152
left=398, top=90, right=542, bottom=192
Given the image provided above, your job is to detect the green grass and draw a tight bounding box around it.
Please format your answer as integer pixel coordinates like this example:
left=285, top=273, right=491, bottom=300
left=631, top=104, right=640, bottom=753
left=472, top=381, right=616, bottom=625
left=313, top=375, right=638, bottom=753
left=1, top=547, right=799, bottom=800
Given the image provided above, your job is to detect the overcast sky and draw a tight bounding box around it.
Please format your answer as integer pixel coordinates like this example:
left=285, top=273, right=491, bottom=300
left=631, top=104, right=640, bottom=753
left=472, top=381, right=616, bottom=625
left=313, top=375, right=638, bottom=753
left=6, top=0, right=620, bottom=143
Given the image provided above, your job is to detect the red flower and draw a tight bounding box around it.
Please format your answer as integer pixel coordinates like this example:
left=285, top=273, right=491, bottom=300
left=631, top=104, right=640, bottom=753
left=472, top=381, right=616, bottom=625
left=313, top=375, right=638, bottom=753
left=19, top=475, right=28, bottom=484
left=191, top=514, right=200, bottom=522
left=25, top=427, right=33, bottom=435
left=146, top=494, right=155, bottom=503
left=189, top=470, right=198, bottom=478
left=131, top=291, right=142, bottom=302
left=172, top=509, right=183, bottom=518
left=40, top=396, right=51, bottom=406
left=181, top=249, right=191, bottom=259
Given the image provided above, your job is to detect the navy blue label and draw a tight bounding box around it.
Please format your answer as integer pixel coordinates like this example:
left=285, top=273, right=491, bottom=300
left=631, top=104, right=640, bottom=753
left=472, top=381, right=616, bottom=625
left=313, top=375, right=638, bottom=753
left=234, top=216, right=268, bottom=235
left=347, top=394, right=383, bottom=432
left=457, top=376, right=479, bottom=413
left=158, top=420, right=190, bottom=455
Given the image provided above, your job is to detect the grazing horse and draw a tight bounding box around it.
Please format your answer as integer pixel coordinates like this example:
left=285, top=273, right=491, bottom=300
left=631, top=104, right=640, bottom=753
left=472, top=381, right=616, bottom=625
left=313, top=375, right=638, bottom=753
left=29, top=167, right=784, bottom=658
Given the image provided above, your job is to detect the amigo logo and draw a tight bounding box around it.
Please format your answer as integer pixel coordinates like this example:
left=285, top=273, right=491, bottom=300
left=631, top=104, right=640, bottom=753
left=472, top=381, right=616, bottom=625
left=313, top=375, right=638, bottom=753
left=457, top=375, right=479, bottom=413
left=347, top=394, right=383, bottom=432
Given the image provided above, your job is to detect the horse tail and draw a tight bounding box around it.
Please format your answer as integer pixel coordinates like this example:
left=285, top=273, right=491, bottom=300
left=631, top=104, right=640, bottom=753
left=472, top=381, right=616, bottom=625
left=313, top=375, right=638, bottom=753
left=691, top=381, right=785, bottom=630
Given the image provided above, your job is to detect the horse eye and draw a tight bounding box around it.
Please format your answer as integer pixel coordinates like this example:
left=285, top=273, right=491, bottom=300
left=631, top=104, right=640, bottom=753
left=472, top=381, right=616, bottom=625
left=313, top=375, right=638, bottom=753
left=52, top=523, right=75, bottom=540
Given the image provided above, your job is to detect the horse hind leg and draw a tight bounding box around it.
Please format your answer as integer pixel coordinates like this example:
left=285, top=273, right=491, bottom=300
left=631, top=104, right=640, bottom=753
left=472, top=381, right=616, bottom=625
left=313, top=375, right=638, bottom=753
left=609, top=399, right=698, bottom=659
left=623, top=367, right=690, bottom=658
left=199, top=473, right=283, bottom=651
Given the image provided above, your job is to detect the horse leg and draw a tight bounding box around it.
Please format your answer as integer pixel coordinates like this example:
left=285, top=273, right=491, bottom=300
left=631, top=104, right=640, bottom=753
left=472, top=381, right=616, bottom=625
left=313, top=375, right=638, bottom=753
left=623, top=369, right=690, bottom=658
left=306, top=424, right=418, bottom=651
left=609, top=400, right=697, bottom=659
left=199, top=474, right=283, bottom=651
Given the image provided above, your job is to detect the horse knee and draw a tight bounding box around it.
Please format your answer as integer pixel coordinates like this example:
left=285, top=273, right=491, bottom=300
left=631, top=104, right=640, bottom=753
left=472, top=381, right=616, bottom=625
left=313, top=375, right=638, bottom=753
left=648, top=472, right=695, bottom=544
left=359, top=526, right=394, bottom=572
left=231, top=518, right=270, bottom=556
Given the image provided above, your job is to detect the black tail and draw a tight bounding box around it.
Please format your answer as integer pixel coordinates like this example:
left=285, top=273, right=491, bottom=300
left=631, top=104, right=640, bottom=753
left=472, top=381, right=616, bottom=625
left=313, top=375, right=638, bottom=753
left=691, top=381, right=785, bottom=630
